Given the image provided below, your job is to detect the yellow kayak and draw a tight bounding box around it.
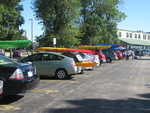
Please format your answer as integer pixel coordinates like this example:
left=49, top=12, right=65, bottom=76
left=36, top=47, right=67, bottom=52
left=78, top=45, right=111, bottom=50
left=76, top=61, right=97, bottom=67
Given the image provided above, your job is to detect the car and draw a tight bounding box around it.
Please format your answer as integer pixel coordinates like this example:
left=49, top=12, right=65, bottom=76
left=0, top=55, right=39, bottom=97
left=20, top=52, right=77, bottom=79
left=115, top=50, right=123, bottom=59
left=79, top=53, right=100, bottom=66
left=95, top=50, right=106, bottom=64
left=73, top=53, right=97, bottom=70
left=13, top=50, right=21, bottom=58
left=134, top=50, right=144, bottom=57
left=61, top=52, right=84, bottom=74
left=102, top=49, right=117, bottom=63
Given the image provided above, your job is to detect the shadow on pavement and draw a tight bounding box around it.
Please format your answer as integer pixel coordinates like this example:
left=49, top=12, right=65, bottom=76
left=40, top=76, right=73, bottom=80
left=0, top=95, right=23, bottom=105
left=44, top=97, right=150, bottom=113
left=136, top=59, right=150, bottom=61
left=138, top=93, right=150, bottom=99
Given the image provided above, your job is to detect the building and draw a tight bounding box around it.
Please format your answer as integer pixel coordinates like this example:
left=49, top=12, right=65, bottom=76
left=117, top=29, right=150, bottom=50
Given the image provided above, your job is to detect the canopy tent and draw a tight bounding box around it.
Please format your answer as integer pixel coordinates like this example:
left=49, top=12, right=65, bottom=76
left=119, top=38, right=150, bottom=46
left=0, top=40, right=32, bottom=49
left=96, top=44, right=120, bottom=48
left=113, top=46, right=126, bottom=50
left=78, top=45, right=111, bottom=50
left=37, top=47, right=95, bottom=54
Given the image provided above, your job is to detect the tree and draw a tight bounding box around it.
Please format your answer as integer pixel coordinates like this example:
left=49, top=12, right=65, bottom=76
left=0, top=0, right=25, bottom=40
left=34, top=0, right=81, bottom=47
left=34, top=0, right=125, bottom=47
left=79, top=0, right=126, bottom=45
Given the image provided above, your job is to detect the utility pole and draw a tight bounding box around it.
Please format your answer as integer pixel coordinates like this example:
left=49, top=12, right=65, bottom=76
left=29, top=18, right=34, bottom=54
left=29, top=18, right=33, bottom=42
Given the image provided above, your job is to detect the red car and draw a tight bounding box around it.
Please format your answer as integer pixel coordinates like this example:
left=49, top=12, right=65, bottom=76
left=115, top=51, right=123, bottom=59
left=95, top=50, right=106, bottom=63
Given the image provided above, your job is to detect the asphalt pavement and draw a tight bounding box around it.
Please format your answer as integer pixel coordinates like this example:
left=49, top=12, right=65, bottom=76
left=1, top=58, right=150, bottom=113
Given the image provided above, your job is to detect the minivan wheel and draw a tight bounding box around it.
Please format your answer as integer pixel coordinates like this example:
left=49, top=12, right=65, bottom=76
left=55, top=69, right=68, bottom=79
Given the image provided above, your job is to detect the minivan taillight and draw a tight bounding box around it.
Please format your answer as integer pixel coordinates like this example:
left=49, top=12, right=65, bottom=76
left=9, top=68, right=24, bottom=80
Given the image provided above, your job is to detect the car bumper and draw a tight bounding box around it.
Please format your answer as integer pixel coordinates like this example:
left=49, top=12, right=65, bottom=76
left=67, top=66, right=78, bottom=75
left=3, top=75, right=39, bottom=95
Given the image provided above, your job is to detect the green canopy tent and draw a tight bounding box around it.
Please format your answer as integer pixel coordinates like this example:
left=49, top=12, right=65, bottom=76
left=0, top=40, right=32, bottom=57
left=118, top=38, right=150, bottom=46
left=0, top=40, right=32, bottom=49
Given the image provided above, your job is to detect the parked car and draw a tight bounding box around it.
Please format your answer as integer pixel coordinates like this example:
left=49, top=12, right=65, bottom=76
left=134, top=50, right=144, bottom=57
left=20, top=52, right=77, bottom=79
left=61, top=52, right=84, bottom=74
left=13, top=50, right=21, bottom=58
left=113, top=51, right=119, bottom=60
left=0, top=55, right=39, bottom=97
left=95, top=50, right=106, bottom=64
left=115, top=50, right=123, bottom=59
left=102, top=50, right=113, bottom=63
left=73, top=53, right=97, bottom=71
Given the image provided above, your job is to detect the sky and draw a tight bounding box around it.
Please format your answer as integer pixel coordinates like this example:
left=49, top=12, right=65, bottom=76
left=20, top=0, right=43, bottom=41
left=118, top=0, right=150, bottom=32
left=21, top=0, right=150, bottom=40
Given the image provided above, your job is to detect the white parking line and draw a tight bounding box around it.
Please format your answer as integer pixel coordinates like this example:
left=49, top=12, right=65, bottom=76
left=0, top=105, right=21, bottom=111
left=31, top=89, right=59, bottom=94
left=41, top=80, right=79, bottom=84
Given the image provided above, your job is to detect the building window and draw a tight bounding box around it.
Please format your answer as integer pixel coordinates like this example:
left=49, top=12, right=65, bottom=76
left=126, top=33, right=129, bottom=38
left=143, top=35, right=146, bottom=40
left=119, top=32, right=122, bottom=37
left=148, top=36, right=150, bottom=40
left=138, top=34, right=141, bottom=39
left=130, top=33, right=132, bottom=38
left=135, top=34, right=137, bottom=38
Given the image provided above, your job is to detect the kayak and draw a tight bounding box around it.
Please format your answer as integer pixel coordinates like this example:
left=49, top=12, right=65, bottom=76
left=78, top=45, right=111, bottom=50
left=37, top=47, right=95, bottom=54
left=76, top=61, right=97, bottom=67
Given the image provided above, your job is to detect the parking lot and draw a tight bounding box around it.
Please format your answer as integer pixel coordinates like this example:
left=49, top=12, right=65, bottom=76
left=1, top=58, right=150, bottom=113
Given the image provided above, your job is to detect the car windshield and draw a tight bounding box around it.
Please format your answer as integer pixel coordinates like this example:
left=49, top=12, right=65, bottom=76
left=0, top=55, right=16, bottom=65
left=76, top=54, right=83, bottom=62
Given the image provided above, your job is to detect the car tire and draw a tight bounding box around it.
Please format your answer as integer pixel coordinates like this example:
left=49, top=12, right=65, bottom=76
left=79, top=69, right=84, bottom=74
left=107, top=58, right=112, bottom=63
left=55, top=69, right=68, bottom=80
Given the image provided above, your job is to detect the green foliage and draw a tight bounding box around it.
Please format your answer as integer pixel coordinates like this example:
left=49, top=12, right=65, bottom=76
left=80, top=0, right=126, bottom=45
left=0, top=0, right=25, bottom=40
left=34, top=0, right=81, bottom=47
left=34, top=0, right=126, bottom=47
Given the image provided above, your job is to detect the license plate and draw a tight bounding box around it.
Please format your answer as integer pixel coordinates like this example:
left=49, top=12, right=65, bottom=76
left=28, top=71, right=33, bottom=77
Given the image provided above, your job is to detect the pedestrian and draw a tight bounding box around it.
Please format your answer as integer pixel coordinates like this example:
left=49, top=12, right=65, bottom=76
left=124, top=50, right=129, bottom=60
left=131, top=50, right=135, bottom=59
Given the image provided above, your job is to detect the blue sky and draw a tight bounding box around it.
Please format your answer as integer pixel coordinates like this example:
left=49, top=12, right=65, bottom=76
left=20, top=0, right=43, bottom=41
left=118, top=0, right=150, bottom=32
left=21, top=0, right=150, bottom=40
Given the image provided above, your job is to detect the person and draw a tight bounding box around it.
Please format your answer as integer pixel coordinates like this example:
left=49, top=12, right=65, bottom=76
left=124, top=50, right=129, bottom=60
left=131, top=50, right=135, bottom=59
left=13, top=49, right=21, bottom=58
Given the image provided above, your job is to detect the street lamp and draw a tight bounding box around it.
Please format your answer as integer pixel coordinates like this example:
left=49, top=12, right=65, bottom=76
left=29, top=18, right=33, bottom=42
